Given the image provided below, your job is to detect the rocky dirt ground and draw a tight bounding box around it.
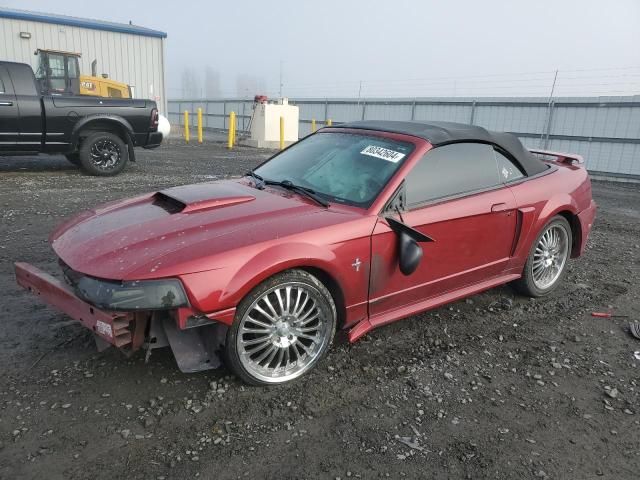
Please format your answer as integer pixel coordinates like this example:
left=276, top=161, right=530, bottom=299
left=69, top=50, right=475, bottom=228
left=0, top=138, right=639, bottom=480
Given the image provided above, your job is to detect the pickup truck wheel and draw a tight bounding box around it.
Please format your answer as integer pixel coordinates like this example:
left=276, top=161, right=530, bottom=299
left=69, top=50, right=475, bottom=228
left=225, top=269, right=337, bottom=386
left=64, top=153, right=80, bottom=166
left=512, top=216, right=572, bottom=297
left=79, top=132, right=128, bottom=176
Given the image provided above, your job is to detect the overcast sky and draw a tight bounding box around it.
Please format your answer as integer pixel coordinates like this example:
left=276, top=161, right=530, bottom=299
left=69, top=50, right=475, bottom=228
left=3, top=0, right=640, bottom=98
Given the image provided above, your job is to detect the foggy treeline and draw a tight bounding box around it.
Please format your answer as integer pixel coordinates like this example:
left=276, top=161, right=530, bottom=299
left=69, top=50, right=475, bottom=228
left=180, top=67, right=266, bottom=99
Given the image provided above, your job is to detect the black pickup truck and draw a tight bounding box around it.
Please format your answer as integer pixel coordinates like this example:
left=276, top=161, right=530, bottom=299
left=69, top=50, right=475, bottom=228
left=0, top=61, right=163, bottom=176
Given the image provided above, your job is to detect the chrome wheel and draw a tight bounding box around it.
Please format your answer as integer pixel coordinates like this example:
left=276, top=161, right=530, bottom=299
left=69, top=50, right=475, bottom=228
left=532, top=224, right=569, bottom=290
left=90, top=139, right=121, bottom=170
left=237, top=282, right=332, bottom=383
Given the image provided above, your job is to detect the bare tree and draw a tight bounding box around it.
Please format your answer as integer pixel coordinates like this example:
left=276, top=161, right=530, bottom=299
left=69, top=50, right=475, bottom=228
left=181, top=67, right=201, bottom=98
left=236, top=74, right=267, bottom=99
left=204, top=67, right=221, bottom=98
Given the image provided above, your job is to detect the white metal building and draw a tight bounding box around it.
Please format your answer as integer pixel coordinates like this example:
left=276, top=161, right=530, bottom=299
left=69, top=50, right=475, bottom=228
left=0, top=7, right=167, bottom=112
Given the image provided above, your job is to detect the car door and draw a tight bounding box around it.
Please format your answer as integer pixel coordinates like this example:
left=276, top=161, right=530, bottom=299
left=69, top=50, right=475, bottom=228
left=369, top=142, right=518, bottom=318
left=10, top=63, right=44, bottom=152
left=0, top=66, right=19, bottom=150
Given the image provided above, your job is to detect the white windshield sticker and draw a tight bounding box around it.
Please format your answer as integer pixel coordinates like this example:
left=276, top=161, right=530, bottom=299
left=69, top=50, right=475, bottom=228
left=360, top=145, right=406, bottom=163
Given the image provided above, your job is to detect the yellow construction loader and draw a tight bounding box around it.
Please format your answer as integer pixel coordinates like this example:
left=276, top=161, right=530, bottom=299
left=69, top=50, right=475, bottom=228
left=34, top=49, right=132, bottom=98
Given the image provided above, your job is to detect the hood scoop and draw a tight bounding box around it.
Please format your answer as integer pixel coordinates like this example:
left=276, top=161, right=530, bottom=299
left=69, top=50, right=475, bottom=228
left=154, top=183, right=255, bottom=214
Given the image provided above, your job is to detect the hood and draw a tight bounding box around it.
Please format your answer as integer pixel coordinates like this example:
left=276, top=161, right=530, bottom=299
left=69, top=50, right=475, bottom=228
left=51, top=180, right=356, bottom=280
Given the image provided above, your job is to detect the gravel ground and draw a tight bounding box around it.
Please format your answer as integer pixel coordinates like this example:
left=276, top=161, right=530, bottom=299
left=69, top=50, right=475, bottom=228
left=0, top=139, right=639, bottom=480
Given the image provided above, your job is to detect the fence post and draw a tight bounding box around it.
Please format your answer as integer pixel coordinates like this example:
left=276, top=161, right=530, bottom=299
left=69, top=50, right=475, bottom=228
left=183, top=111, right=190, bottom=143
left=280, top=116, right=285, bottom=150
left=470, top=100, right=476, bottom=125
left=197, top=108, right=203, bottom=143
left=410, top=100, right=416, bottom=121
left=361, top=100, right=367, bottom=121
left=242, top=101, right=246, bottom=132
left=543, top=101, right=555, bottom=150
left=223, top=101, right=227, bottom=130
left=324, top=100, right=329, bottom=125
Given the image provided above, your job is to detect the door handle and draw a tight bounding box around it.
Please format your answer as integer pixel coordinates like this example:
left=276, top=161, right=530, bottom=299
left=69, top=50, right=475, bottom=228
left=0, top=101, right=13, bottom=106
left=491, top=203, right=508, bottom=212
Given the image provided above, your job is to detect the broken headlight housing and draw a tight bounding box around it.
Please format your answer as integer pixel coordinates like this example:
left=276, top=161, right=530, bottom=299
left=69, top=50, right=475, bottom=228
left=72, top=275, right=189, bottom=311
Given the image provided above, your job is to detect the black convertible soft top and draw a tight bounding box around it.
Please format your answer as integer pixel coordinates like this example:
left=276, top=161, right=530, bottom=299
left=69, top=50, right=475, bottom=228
left=333, top=120, right=548, bottom=176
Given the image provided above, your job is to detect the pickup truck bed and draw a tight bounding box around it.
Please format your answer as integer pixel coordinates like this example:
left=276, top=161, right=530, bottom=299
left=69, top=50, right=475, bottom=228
left=0, top=61, right=162, bottom=176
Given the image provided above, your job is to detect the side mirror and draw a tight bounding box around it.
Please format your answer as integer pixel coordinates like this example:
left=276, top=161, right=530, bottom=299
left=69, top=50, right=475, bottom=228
left=397, top=231, right=422, bottom=275
left=385, top=217, right=434, bottom=276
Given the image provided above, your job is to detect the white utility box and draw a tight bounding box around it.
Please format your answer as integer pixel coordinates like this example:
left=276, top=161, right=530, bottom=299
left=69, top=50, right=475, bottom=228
left=246, top=98, right=299, bottom=149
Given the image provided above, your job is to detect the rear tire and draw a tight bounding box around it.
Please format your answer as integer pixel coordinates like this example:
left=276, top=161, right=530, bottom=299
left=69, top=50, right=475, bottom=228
left=224, top=269, right=337, bottom=386
left=78, top=132, right=128, bottom=176
left=512, top=216, right=572, bottom=297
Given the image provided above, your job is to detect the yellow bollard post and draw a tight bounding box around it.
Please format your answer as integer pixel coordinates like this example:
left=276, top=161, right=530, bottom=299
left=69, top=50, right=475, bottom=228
left=231, top=111, right=236, bottom=146
left=326, top=118, right=332, bottom=126
left=279, top=116, right=285, bottom=150
left=184, top=111, right=190, bottom=143
left=197, top=108, right=203, bottom=144
left=227, top=111, right=236, bottom=150
left=232, top=112, right=237, bottom=146
left=311, top=118, right=316, bottom=133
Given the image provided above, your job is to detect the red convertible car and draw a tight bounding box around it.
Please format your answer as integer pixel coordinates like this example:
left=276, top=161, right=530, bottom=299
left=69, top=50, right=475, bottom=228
left=15, top=121, right=596, bottom=385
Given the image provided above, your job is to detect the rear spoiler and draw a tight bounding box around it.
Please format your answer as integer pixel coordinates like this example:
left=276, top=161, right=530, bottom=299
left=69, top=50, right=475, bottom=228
left=529, top=148, right=584, bottom=165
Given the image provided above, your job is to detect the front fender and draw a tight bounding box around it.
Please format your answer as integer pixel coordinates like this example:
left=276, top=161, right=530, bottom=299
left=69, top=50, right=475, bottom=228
left=222, top=242, right=345, bottom=306
left=179, top=242, right=348, bottom=321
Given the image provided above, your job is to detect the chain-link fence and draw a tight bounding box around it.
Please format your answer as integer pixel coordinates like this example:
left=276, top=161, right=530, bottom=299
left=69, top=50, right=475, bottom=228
left=169, top=96, right=640, bottom=180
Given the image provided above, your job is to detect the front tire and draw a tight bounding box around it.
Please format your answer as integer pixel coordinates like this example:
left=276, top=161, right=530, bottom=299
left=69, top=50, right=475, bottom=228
left=225, top=270, right=337, bottom=386
left=513, top=216, right=572, bottom=297
left=78, top=132, right=128, bottom=176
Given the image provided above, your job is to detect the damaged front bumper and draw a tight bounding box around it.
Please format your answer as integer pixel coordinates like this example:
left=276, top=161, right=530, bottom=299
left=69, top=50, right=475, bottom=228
left=14, top=262, right=226, bottom=373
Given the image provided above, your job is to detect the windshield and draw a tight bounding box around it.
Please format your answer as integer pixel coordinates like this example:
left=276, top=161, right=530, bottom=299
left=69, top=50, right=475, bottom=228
left=254, top=132, right=414, bottom=208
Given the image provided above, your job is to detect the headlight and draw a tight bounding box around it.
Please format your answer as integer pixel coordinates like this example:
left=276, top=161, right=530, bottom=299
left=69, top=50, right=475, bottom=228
left=74, top=276, right=189, bottom=311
